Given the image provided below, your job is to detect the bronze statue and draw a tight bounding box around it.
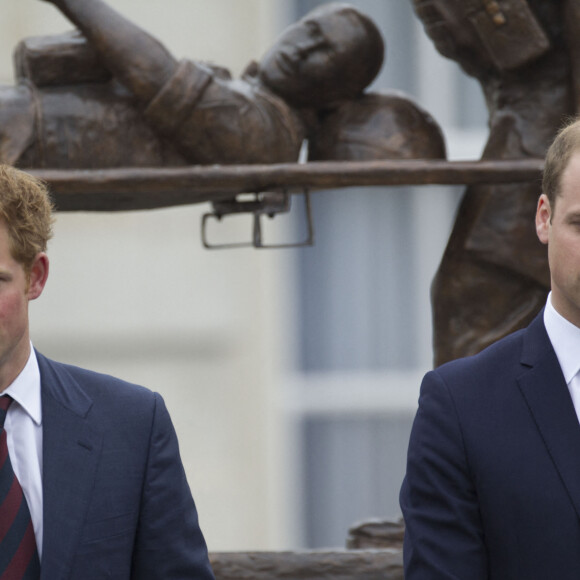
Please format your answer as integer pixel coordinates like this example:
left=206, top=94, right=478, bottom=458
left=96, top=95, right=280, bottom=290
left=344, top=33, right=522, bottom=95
left=309, top=91, right=445, bottom=161
left=412, top=0, right=579, bottom=366
left=1, top=0, right=445, bottom=170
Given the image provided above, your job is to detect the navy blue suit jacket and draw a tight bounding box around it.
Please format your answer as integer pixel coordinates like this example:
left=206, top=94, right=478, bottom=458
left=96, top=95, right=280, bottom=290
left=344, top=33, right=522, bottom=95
left=36, top=352, right=214, bottom=579
left=400, top=312, right=580, bottom=579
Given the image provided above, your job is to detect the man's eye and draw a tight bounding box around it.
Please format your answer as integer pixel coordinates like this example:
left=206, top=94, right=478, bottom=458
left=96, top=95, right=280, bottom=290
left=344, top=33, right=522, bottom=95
left=305, top=20, right=322, bottom=36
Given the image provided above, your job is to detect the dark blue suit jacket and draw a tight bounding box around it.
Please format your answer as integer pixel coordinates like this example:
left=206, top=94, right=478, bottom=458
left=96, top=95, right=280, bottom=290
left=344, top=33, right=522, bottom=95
left=400, top=312, right=580, bottom=579
left=36, top=352, right=215, bottom=579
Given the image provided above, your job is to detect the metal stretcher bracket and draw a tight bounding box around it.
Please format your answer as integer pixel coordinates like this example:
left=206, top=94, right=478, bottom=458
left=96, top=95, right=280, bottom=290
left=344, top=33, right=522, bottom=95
left=201, top=188, right=314, bottom=249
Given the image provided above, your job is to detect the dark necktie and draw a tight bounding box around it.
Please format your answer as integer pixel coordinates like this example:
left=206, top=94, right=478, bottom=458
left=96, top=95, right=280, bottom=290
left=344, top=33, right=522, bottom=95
left=0, top=396, right=40, bottom=579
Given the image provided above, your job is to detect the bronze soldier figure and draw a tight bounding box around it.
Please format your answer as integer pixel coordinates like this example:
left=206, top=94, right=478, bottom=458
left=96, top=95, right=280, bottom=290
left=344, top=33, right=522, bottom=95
left=1, top=1, right=445, bottom=170
left=413, top=0, right=579, bottom=365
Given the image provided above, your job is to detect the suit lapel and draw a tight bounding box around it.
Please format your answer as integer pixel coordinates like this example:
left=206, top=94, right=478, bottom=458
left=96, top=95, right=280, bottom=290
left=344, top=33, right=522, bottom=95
left=37, top=354, right=103, bottom=580
left=517, top=314, right=580, bottom=520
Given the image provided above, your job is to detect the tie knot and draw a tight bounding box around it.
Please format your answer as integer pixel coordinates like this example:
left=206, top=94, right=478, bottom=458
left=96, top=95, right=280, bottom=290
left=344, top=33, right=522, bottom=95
left=0, top=396, right=13, bottom=428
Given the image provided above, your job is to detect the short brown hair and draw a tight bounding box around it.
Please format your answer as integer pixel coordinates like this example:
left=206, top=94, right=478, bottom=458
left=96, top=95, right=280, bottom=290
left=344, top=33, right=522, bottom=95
left=543, top=117, right=580, bottom=208
left=0, top=165, right=54, bottom=273
left=338, top=5, right=385, bottom=97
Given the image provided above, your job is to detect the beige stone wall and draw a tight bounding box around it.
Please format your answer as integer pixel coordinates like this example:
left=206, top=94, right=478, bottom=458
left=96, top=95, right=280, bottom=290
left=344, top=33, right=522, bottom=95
left=2, top=0, right=293, bottom=551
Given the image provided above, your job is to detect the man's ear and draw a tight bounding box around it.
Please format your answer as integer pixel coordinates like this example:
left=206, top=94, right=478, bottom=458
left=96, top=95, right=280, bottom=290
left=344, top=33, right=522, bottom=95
left=27, top=252, right=49, bottom=300
left=536, top=194, right=551, bottom=245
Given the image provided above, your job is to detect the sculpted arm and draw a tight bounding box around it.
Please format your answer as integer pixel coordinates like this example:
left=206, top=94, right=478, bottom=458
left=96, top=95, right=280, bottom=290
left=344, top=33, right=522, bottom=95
left=400, top=371, right=488, bottom=579
left=41, top=0, right=178, bottom=104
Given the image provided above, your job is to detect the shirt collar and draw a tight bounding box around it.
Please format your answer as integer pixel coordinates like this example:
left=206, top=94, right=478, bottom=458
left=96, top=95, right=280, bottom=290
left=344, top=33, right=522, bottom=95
left=2, top=345, right=42, bottom=426
left=544, top=293, right=580, bottom=384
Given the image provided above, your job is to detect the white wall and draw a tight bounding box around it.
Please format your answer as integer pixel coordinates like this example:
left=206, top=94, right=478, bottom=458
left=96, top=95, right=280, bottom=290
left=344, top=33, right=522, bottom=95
left=2, top=0, right=293, bottom=551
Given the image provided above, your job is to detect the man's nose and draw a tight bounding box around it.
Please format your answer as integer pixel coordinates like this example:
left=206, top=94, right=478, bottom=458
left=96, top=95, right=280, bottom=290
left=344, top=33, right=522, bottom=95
left=295, top=35, right=327, bottom=57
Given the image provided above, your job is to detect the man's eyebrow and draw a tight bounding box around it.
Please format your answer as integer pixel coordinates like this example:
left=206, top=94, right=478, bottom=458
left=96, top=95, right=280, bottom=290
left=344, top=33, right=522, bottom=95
left=564, top=210, right=580, bottom=221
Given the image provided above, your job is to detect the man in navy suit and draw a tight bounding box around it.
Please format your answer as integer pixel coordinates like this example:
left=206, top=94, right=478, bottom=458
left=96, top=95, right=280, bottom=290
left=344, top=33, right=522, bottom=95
left=400, top=117, right=580, bottom=579
left=0, top=163, right=214, bottom=578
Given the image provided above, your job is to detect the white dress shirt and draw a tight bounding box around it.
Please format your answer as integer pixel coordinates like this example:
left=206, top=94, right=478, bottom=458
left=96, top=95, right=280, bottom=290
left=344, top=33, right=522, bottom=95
left=1, top=346, right=43, bottom=559
left=544, top=293, right=580, bottom=426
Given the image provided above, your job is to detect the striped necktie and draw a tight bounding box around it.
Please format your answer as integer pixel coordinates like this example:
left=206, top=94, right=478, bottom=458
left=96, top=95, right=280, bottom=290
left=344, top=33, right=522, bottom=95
left=0, top=396, right=40, bottom=579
